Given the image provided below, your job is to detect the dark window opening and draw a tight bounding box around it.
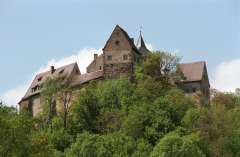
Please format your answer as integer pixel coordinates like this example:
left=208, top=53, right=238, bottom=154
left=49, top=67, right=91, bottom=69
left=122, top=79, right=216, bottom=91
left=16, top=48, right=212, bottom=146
left=115, top=40, right=120, bottom=46
left=59, top=69, right=64, bottom=74
left=37, top=77, right=43, bottom=82
left=192, top=87, right=196, bottom=93
left=32, top=86, right=38, bottom=93
left=123, top=55, right=128, bottom=60
left=107, top=55, right=112, bottom=61
left=99, top=66, right=102, bottom=70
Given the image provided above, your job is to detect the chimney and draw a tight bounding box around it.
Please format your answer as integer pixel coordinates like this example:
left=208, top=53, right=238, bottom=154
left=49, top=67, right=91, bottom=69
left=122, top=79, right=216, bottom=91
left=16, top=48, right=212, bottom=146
left=131, top=38, right=134, bottom=43
left=94, top=54, right=98, bottom=60
left=50, top=66, right=55, bottom=74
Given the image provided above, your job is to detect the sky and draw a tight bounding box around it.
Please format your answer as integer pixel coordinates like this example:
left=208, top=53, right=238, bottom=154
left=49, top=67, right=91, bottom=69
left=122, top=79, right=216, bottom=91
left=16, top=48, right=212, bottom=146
left=0, top=0, right=239, bottom=106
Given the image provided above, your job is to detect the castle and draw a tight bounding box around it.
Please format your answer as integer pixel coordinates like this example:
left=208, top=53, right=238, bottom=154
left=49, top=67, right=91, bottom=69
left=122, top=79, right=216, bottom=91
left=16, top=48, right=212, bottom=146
left=19, top=25, right=210, bottom=116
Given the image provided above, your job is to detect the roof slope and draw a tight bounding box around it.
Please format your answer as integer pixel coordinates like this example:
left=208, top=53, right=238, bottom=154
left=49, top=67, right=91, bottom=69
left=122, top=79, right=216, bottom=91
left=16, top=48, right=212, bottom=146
left=20, top=63, right=78, bottom=102
left=103, top=25, right=140, bottom=54
left=136, top=32, right=150, bottom=54
left=178, top=61, right=206, bottom=82
left=71, top=70, right=104, bottom=86
left=19, top=63, right=104, bottom=104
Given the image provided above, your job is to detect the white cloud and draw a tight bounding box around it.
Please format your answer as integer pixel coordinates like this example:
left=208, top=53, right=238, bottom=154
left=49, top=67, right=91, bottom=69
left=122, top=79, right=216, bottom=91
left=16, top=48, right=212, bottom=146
left=0, top=84, right=29, bottom=108
left=146, top=43, right=154, bottom=51
left=37, top=48, right=102, bottom=74
left=211, top=59, right=240, bottom=92
left=0, top=48, right=102, bottom=107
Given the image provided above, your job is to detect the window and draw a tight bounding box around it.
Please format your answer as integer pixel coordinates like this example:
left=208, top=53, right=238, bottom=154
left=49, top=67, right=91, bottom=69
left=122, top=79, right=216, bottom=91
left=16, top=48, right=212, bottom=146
left=115, top=40, right=120, bottom=46
left=37, top=76, right=42, bottom=82
left=37, top=85, right=42, bottom=90
left=76, top=69, right=79, bottom=74
left=123, top=55, right=128, bottom=60
left=107, top=55, right=112, bottom=61
left=192, top=87, right=196, bottom=92
left=32, top=86, right=38, bottom=93
left=99, top=66, right=102, bottom=70
left=59, top=69, right=64, bottom=74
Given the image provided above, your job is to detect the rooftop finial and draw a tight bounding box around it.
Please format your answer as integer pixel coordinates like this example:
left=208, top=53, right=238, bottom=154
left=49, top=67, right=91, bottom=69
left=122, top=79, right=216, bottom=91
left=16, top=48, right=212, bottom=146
left=140, top=26, right=143, bottom=35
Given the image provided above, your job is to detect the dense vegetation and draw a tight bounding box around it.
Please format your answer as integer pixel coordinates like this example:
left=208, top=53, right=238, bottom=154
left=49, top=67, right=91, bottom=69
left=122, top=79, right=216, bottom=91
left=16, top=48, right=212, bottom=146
left=1, top=52, right=240, bottom=157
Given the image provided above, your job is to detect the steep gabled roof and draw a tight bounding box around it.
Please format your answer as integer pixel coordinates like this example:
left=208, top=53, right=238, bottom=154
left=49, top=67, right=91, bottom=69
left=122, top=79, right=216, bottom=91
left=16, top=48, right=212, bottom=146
left=136, top=32, right=150, bottom=54
left=178, top=61, right=206, bottom=82
left=103, top=25, right=140, bottom=54
left=20, top=63, right=79, bottom=102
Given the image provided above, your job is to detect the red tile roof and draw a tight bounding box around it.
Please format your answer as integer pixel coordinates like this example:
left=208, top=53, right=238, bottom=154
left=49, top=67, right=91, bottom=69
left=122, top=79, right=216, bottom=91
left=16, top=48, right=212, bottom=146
left=178, top=61, right=206, bottom=82
left=20, top=63, right=78, bottom=102
left=71, top=70, right=104, bottom=86
left=19, top=63, right=104, bottom=104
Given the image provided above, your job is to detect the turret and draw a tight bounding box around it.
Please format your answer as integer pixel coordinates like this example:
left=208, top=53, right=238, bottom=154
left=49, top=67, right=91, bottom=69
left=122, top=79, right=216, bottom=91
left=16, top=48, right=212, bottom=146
left=136, top=31, right=150, bottom=55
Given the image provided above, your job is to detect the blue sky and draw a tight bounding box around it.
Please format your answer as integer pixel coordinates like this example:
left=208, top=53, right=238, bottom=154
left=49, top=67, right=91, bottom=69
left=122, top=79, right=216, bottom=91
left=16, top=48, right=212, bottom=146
left=0, top=0, right=239, bottom=105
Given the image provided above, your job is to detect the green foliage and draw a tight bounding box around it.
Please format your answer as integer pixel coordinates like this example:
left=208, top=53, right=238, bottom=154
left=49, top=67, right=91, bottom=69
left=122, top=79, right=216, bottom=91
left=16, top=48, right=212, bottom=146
left=30, top=131, right=61, bottom=157
left=123, top=89, right=193, bottom=145
left=150, top=130, right=206, bottom=157
left=0, top=105, right=33, bottom=157
left=69, top=86, right=100, bottom=134
left=142, top=51, right=180, bottom=79
left=4, top=51, right=240, bottom=156
left=96, top=77, right=134, bottom=113
left=65, top=132, right=152, bottom=157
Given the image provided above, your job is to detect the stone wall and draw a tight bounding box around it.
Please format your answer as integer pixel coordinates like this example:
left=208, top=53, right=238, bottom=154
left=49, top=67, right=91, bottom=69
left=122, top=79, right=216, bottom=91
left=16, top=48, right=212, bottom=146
left=87, top=54, right=103, bottom=73
left=31, top=96, right=42, bottom=117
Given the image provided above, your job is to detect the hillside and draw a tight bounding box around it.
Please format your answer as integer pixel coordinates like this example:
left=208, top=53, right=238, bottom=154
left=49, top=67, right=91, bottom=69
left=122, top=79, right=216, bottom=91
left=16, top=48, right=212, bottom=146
left=1, top=52, right=240, bottom=157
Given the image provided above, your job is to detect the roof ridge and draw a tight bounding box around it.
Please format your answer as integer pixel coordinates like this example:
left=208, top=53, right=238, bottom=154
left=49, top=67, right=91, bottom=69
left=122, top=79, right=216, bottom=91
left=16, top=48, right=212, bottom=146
left=103, top=25, right=140, bottom=54
left=36, top=62, right=78, bottom=76
left=180, top=61, right=205, bottom=65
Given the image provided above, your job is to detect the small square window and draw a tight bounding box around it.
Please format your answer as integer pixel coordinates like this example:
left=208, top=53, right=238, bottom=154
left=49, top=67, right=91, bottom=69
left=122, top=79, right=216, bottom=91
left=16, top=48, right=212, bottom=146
left=123, top=55, right=128, bottom=60
left=107, top=55, right=112, bottom=61
left=115, top=40, right=120, bottom=45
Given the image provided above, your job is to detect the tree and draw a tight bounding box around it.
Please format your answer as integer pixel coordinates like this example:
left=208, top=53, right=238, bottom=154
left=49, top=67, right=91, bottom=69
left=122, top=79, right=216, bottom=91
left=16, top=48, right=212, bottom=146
left=69, top=85, right=100, bottom=134
left=0, top=105, right=33, bottom=157
left=150, top=130, right=207, bottom=157
left=65, top=132, right=152, bottom=157
left=141, top=51, right=180, bottom=81
left=123, top=88, right=193, bottom=145
left=30, top=131, right=61, bottom=157
left=41, top=76, right=74, bottom=129
left=41, top=77, right=63, bottom=124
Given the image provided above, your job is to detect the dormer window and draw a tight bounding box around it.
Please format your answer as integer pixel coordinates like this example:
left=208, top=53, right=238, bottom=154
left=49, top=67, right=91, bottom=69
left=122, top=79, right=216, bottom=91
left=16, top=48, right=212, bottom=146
left=59, top=69, right=64, bottom=74
left=37, top=76, right=43, bottom=82
left=31, top=86, right=38, bottom=93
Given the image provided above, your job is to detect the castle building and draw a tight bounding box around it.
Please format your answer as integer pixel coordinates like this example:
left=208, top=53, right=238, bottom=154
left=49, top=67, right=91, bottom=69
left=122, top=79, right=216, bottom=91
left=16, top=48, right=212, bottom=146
left=177, top=61, right=210, bottom=99
left=19, top=25, right=210, bottom=116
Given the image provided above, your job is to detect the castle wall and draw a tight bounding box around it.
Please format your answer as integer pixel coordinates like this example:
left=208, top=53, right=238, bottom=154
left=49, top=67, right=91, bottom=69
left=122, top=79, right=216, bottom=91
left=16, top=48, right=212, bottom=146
left=87, top=55, right=103, bottom=73
left=31, top=96, right=42, bottom=117
left=181, top=81, right=201, bottom=93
